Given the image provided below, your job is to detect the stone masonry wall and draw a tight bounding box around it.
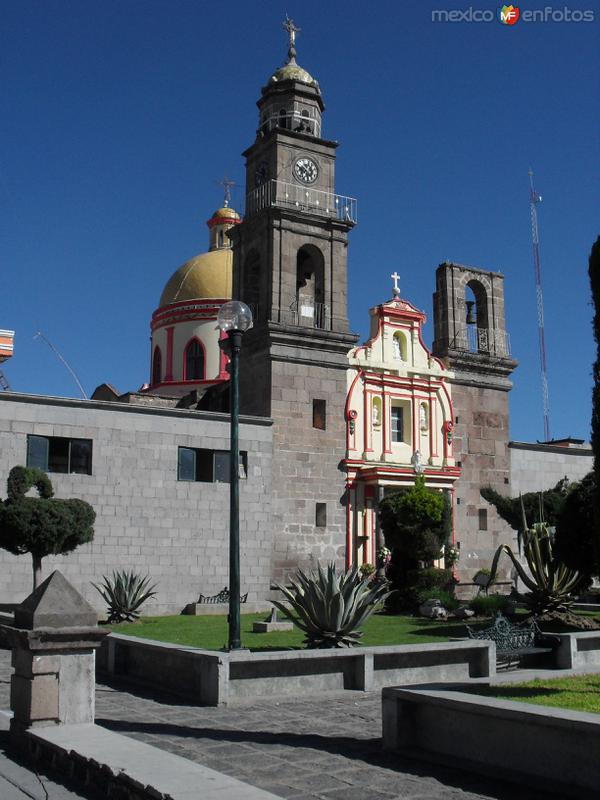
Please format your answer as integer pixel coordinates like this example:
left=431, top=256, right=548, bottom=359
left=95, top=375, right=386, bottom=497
left=510, top=442, right=593, bottom=496
left=450, top=383, right=517, bottom=581
left=269, top=359, right=348, bottom=587
left=0, top=393, right=273, bottom=614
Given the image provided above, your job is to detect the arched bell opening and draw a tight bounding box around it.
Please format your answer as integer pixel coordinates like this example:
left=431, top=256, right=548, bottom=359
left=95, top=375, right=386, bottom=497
left=465, top=280, right=489, bottom=353
left=296, top=245, right=325, bottom=328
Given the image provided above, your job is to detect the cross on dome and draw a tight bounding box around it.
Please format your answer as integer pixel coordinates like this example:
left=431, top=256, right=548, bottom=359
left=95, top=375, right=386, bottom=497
left=283, top=16, right=300, bottom=62
left=218, top=175, right=236, bottom=208
left=391, top=271, right=401, bottom=298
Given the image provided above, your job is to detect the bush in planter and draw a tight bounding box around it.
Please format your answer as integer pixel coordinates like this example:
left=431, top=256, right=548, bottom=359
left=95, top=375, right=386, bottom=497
left=379, top=477, right=448, bottom=611
left=417, top=587, right=460, bottom=612
left=469, top=594, right=510, bottom=617
left=387, top=566, right=455, bottom=611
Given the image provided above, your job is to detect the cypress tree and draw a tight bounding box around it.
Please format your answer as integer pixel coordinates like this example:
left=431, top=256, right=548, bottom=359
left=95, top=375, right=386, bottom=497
left=589, top=235, right=600, bottom=571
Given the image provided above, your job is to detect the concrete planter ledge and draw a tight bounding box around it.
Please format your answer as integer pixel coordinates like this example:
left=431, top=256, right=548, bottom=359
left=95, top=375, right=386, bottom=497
left=382, top=684, right=600, bottom=796
left=25, top=722, right=280, bottom=799
left=98, top=634, right=494, bottom=706
left=555, top=630, right=600, bottom=669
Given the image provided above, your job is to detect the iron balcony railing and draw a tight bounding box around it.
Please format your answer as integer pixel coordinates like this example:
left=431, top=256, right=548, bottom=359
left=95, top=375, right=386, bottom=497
left=259, top=110, right=321, bottom=138
left=246, top=179, right=357, bottom=225
left=241, top=301, right=329, bottom=330
left=285, top=300, right=330, bottom=329
left=450, top=327, right=511, bottom=357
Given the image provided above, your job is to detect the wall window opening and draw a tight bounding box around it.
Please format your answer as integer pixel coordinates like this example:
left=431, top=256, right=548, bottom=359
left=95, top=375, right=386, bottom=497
left=27, top=435, right=93, bottom=475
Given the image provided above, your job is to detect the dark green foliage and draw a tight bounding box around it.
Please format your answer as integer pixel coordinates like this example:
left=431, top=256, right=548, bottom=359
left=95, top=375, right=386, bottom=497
left=273, top=563, right=392, bottom=649
left=379, top=476, right=445, bottom=566
left=417, top=588, right=460, bottom=611
left=469, top=594, right=509, bottom=617
left=555, top=472, right=597, bottom=583
left=589, top=236, right=600, bottom=570
left=481, top=481, right=568, bottom=533
left=0, top=466, right=95, bottom=589
left=7, top=466, right=53, bottom=501
left=93, top=570, right=158, bottom=623
left=379, top=477, right=447, bottom=611
left=387, top=567, right=454, bottom=611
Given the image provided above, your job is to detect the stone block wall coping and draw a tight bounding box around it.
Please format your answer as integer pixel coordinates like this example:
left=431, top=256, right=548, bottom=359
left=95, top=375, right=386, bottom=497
left=26, top=722, right=281, bottom=800
left=0, top=390, right=273, bottom=427
left=382, top=683, right=600, bottom=795
left=107, top=632, right=489, bottom=662
left=1, top=625, right=109, bottom=652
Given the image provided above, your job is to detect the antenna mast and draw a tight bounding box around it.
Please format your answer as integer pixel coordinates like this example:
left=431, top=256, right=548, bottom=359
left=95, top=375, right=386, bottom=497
left=34, top=331, right=88, bottom=400
left=528, top=168, right=551, bottom=442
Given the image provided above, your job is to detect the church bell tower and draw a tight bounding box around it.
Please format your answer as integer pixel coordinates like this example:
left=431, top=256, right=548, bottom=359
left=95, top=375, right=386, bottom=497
left=230, top=19, right=358, bottom=583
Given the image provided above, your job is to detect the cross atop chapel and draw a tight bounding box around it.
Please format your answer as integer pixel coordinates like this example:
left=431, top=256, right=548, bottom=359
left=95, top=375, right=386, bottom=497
left=391, top=271, right=401, bottom=298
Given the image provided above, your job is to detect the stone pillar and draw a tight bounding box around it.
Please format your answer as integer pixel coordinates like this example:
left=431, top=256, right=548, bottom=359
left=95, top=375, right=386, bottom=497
left=1, top=570, right=107, bottom=737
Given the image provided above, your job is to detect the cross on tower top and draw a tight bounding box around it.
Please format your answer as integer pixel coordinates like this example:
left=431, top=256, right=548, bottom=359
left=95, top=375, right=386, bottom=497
left=283, top=16, right=300, bottom=62
left=391, top=271, right=401, bottom=298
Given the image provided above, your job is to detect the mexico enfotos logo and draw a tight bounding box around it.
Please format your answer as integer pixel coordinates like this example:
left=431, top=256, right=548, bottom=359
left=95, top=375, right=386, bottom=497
left=432, top=5, right=595, bottom=23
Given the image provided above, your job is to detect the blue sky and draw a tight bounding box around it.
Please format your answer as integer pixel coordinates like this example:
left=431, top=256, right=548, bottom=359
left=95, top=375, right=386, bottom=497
left=2, top=0, right=598, bottom=442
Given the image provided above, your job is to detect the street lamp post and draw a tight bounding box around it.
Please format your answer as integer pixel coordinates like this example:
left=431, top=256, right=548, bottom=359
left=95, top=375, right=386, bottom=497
left=217, top=300, right=253, bottom=651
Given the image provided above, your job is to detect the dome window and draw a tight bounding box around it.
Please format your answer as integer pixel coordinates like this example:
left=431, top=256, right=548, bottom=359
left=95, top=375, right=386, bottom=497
left=184, top=338, right=205, bottom=381
left=152, top=347, right=162, bottom=385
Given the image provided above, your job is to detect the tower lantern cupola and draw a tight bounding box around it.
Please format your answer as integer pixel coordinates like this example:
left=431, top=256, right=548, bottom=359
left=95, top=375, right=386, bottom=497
left=258, top=16, right=324, bottom=139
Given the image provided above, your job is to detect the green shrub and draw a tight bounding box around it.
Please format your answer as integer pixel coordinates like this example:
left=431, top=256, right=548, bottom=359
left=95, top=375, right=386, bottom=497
left=359, top=562, right=376, bottom=579
left=93, top=570, right=158, bottom=623
left=469, top=594, right=509, bottom=617
left=417, top=587, right=460, bottom=611
left=388, top=567, right=454, bottom=611
left=0, top=466, right=95, bottom=589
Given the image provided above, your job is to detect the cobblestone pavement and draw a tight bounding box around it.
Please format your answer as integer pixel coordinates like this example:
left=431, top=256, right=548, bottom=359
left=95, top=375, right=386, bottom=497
left=0, top=651, right=561, bottom=800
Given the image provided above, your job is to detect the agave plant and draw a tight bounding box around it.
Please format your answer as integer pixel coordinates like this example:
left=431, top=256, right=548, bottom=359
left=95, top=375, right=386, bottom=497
left=272, top=563, right=392, bottom=649
left=489, top=521, right=582, bottom=616
left=93, top=570, right=157, bottom=623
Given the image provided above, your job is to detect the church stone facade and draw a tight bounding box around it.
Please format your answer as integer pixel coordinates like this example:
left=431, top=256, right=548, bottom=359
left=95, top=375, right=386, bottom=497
left=432, top=262, right=518, bottom=572
left=230, top=32, right=358, bottom=584
left=0, top=24, right=591, bottom=611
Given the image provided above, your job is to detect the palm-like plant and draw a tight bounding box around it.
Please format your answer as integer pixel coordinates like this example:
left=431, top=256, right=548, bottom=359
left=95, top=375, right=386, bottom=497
left=489, top=521, right=582, bottom=616
left=272, top=563, right=392, bottom=648
left=93, top=570, right=157, bottom=623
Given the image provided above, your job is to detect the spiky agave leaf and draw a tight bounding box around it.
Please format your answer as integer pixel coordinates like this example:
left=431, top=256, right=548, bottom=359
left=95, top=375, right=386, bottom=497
left=488, top=522, right=582, bottom=616
left=273, top=563, right=392, bottom=648
left=92, top=570, right=157, bottom=623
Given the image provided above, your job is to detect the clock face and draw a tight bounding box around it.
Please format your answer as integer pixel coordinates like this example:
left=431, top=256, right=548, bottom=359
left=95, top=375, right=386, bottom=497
left=255, top=162, right=269, bottom=187
left=294, top=157, right=318, bottom=185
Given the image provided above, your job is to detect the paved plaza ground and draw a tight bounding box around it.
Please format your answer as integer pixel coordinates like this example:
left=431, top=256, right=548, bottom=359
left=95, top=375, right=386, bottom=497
left=0, top=649, right=568, bottom=799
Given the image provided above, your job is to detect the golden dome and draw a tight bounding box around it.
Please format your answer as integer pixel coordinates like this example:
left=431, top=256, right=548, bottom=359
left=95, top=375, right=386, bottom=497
left=208, top=206, right=242, bottom=227
left=159, top=248, right=233, bottom=307
left=269, top=62, right=318, bottom=89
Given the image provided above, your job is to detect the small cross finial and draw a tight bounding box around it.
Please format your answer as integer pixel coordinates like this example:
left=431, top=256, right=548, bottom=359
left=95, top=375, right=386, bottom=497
left=391, top=271, right=401, bottom=298
left=218, top=175, right=236, bottom=208
left=283, top=15, right=300, bottom=61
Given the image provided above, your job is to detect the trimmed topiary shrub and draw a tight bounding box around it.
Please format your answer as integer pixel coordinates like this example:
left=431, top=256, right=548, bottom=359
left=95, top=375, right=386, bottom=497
left=0, top=466, right=95, bottom=590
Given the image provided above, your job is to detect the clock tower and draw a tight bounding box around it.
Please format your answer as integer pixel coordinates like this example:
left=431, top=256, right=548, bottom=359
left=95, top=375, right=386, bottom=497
left=230, top=19, right=358, bottom=583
